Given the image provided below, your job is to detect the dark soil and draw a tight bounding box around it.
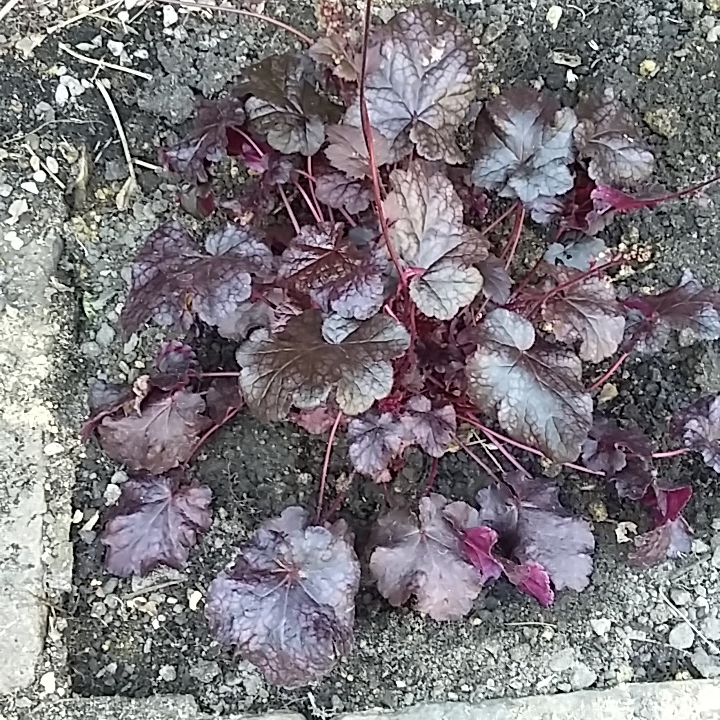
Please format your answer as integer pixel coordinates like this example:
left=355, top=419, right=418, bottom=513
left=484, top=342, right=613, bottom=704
left=4, top=0, right=720, bottom=715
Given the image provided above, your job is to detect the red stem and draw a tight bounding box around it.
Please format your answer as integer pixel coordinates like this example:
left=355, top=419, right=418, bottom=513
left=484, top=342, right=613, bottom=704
left=480, top=201, right=520, bottom=238
left=278, top=185, right=301, bottom=235
left=586, top=352, right=630, bottom=392
left=235, top=128, right=265, bottom=159
left=158, top=0, right=314, bottom=44
left=452, top=434, right=501, bottom=483
left=502, top=204, right=527, bottom=269
left=198, top=371, right=241, bottom=378
left=422, top=457, right=440, bottom=495
left=652, top=448, right=691, bottom=459
left=291, top=178, right=324, bottom=223
left=185, top=406, right=242, bottom=464
left=358, top=0, right=406, bottom=289
left=316, top=412, right=343, bottom=523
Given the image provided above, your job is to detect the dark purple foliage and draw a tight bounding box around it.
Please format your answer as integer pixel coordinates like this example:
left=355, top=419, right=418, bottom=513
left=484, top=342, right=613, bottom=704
left=101, top=471, right=212, bottom=577
left=673, top=394, right=720, bottom=472
left=205, top=507, right=360, bottom=687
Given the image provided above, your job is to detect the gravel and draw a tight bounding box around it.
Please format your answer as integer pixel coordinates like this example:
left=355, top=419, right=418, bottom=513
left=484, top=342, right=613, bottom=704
left=668, top=623, right=696, bottom=650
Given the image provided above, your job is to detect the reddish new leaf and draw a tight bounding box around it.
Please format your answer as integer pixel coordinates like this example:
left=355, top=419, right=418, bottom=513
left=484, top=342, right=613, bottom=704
left=581, top=418, right=653, bottom=474
left=347, top=411, right=407, bottom=478
left=369, top=495, right=483, bottom=620
left=236, top=309, right=410, bottom=421
left=314, top=172, right=373, bottom=214
left=501, top=560, right=554, bottom=607
left=541, top=270, right=626, bottom=363
left=466, top=309, right=593, bottom=463
left=345, top=6, right=477, bottom=163
left=279, top=223, right=387, bottom=321
left=623, top=270, right=720, bottom=354
left=161, top=97, right=246, bottom=183
left=628, top=517, right=693, bottom=567
left=101, top=471, right=212, bottom=577
left=120, top=221, right=274, bottom=334
left=205, top=507, right=360, bottom=688
left=471, top=88, right=576, bottom=207
left=238, top=54, right=338, bottom=155
left=574, top=95, right=654, bottom=187
left=399, top=396, right=456, bottom=457
left=386, top=162, right=488, bottom=319
left=96, top=389, right=211, bottom=474
left=460, top=525, right=503, bottom=583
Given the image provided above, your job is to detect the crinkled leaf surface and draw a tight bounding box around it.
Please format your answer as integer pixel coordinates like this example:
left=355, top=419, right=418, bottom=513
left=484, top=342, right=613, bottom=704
left=466, top=308, right=593, bottom=463
left=120, top=221, right=274, bottom=334
left=239, top=54, right=336, bottom=155
left=676, top=394, right=720, bottom=472
left=399, top=396, right=456, bottom=457
left=369, top=494, right=483, bottom=620
left=314, top=172, right=373, bottom=214
left=386, top=163, right=488, bottom=320
left=574, top=95, right=655, bottom=187
left=154, top=340, right=198, bottom=378
left=96, top=389, right=212, bottom=474
left=623, top=270, right=720, bottom=354
left=471, top=89, right=577, bottom=205
left=237, top=309, right=410, bottom=421
left=581, top=418, right=653, bottom=474
left=309, top=34, right=363, bottom=82
left=324, top=124, right=392, bottom=179
left=101, top=472, right=212, bottom=577
left=346, top=6, right=476, bottom=163
left=476, top=476, right=595, bottom=592
left=161, top=97, right=246, bottom=182
left=279, top=223, right=386, bottom=321
left=347, top=411, right=407, bottom=477
left=206, top=507, right=360, bottom=688
left=541, top=271, right=626, bottom=363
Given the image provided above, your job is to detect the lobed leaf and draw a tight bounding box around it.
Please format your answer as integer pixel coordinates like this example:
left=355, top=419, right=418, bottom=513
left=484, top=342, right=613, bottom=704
left=466, top=308, right=593, bottom=463
left=236, top=309, right=410, bottom=421
left=206, top=507, right=360, bottom=688
left=581, top=417, right=653, bottom=474
left=345, top=6, right=477, bottom=163
left=369, top=494, right=483, bottom=620
left=101, top=471, right=212, bottom=577
left=314, top=172, right=373, bottom=214
left=120, top=221, right=274, bottom=334
left=324, top=124, right=392, bottom=179
left=399, top=396, right=456, bottom=457
left=239, top=54, right=338, bottom=155
left=675, top=394, right=720, bottom=472
left=574, top=95, right=654, bottom=187
left=347, top=411, right=407, bottom=478
left=541, top=270, right=626, bottom=363
left=471, top=88, right=576, bottom=209
left=623, top=270, right=720, bottom=354
left=544, top=237, right=608, bottom=271
left=477, top=254, right=513, bottom=305
left=386, top=162, right=488, bottom=320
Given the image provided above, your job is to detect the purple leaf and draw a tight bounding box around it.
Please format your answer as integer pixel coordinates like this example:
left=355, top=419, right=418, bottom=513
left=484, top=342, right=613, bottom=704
left=461, top=525, right=503, bottom=583
left=120, top=221, right=274, bottom=334
left=385, top=162, right=489, bottom=319
left=476, top=475, right=595, bottom=592
left=154, top=340, right=198, bottom=378
left=399, top=396, right=456, bottom=457
left=369, top=495, right=483, bottom=620
left=236, top=309, right=410, bottom=421
left=477, top=254, right=512, bottom=305
left=466, top=308, right=593, bottom=463
left=628, top=517, right=693, bottom=567
left=347, top=411, right=407, bottom=477
left=675, top=394, right=720, bottom=472
left=574, top=94, right=655, bottom=187
left=292, top=405, right=340, bottom=435
left=96, top=389, right=212, bottom=474
left=623, top=270, right=720, bottom=354
left=239, top=54, right=338, bottom=155
left=215, top=300, right=273, bottom=341
left=314, top=172, right=373, bottom=215
left=205, top=507, right=360, bottom=688
left=279, top=223, right=387, bottom=321
left=581, top=418, right=653, bottom=474
left=205, top=378, right=244, bottom=424
left=345, top=6, right=477, bottom=163
left=324, top=124, right=392, bottom=179
left=471, top=88, right=577, bottom=206
left=541, top=270, right=626, bottom=363
left=101, top=471, right=212, bottom=577
left=161, top=97, right=246, bottom=183
left=501, top=560, right=555, bottom=607
left=309, top=34, right=364, bottom=82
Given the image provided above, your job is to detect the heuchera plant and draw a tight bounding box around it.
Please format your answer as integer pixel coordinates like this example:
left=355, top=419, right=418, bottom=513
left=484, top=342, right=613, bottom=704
left=83, top=0, right=720, bottom=688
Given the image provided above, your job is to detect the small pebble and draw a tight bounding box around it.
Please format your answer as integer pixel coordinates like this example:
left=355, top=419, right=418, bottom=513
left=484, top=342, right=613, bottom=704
left=549, top=648, right=576, bottom=672
left=711, top=545, right=720, bottom=568
left=482, top=21, right=506, bottom=43
left=39, top=671, right=56, bottom=695
left=43, top=442, right=64, bottom=457
left=670, top=587, right=693, bottom=606
left=95, top=323, right=116, bottom=347
left=546, top=5, right=563, bottom=28
left=590, top=618, right=612, bottom=636
left=668, top=622, right=695, bottom=649
left=570, top=663, right=597, bottom=690
left=188, top=589, right=203, bottom=611
left=690, top=648, right=720, bottom=678
left=158, top=664, right=177, bottom=682
left=701, top=617, right=720, bottom=640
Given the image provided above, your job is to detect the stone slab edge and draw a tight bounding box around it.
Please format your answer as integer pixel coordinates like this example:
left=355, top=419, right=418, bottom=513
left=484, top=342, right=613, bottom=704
left=25, top=680, right=720, bottom=720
